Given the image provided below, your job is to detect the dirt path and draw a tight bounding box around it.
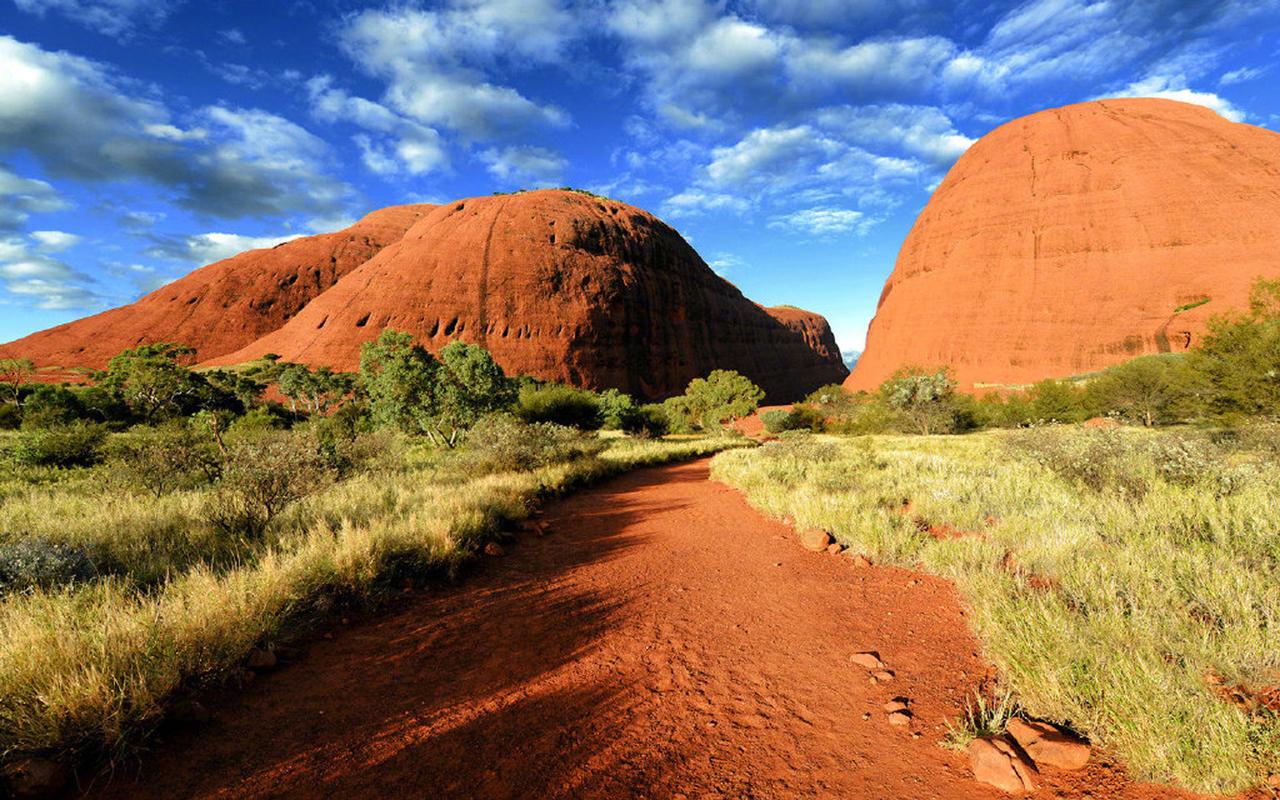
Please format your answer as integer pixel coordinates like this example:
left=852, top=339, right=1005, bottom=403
left=87, top=459, right=1219, bottom=799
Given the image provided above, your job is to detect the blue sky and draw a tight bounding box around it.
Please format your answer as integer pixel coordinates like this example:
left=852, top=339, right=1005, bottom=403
left=1, top=0, right=1278, bottom=354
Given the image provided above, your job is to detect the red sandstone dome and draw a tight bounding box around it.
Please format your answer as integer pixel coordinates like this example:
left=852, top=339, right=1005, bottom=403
left=208, top=190, right=847, bottom=400
left=0, top=205, right=433, bottom=369
left=846, top=98, right=1280, bottom=392
left=3, top=190, right=846, bottom=400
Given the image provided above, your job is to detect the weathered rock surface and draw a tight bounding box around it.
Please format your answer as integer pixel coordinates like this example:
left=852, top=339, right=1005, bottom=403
left=848, top=98, right=1280, bottom=392
left=968, top=735, right=1037, bottom=794
left=208, top=191, right=847, bottom=400
left=0, top=205, right=433, bottom=369
left=1007, top=718, right=1090, bottom=770
left=2, top=757, right=70, bottom=798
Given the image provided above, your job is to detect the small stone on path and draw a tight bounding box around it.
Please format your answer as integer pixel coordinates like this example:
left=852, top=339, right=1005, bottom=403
left=968, top=736, right=1037, bottom=794
left=826, top=543, right=842, bottom=555
left=246, top=648, right=277, bottom=671
left=484, top=542, right=506, bottom=556
left=1006, top=718, right=1090, bottom=771
left=883, top=698, right=909, bottom=713
left=887, top=710, right=912, bottom=727
left=798, top=528, right=833, bottom=552
left=2, top=757, right=70, bottom=799
left=850, top=652, right=886, bottom=670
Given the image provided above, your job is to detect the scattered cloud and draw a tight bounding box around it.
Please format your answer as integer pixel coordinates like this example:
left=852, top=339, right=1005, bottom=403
left=0, top=166, right=68, bottom=231
left=29, top=231, right=82, bottom=252
left=11, top=0, right=176, bottom=37
left=308, top=76, right=449, bottom=176
left=145, top=231, right=305, bottom=266
left=1219, top=65, right=1265, bottom=85
left=706, top=251, right=748, bottom=276
left=0, top=234, right=100, bottom=309
left=336, top=1, right=574, bottom=140
left=1109, top=75, right=1245, bottom=122
left=0, top=36, right=352, bottom=220
left=479, top=145, right=567, bottom=186
left=769, top=207, right=873, bottom=236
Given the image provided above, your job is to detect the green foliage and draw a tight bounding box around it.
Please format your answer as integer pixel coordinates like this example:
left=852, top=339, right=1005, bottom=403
left=0, top=403, right=20, bottom=430
left=276, top=363, right=353, bottom=415
left=802, top=383, right=861, bottom=416
left=943, top=690, right=1020, bottom=750
left=360, top=330, right=441, bottom=434
left=107, top=423, right=222, bottom=497
left=761, top=405, right=825, bottom=433
left=10, top=423, right=107, bottom=468
left=1024, top=379, right=1090, bottom=423
left=629, top=403, right=670, bottom=437
left=1184, top=278, right=1280, bottom=419
left=20, top=384, right=85, bottom=428
left=202, top=433, right=334, bottom=539
left=597, top=388, right=640, bottom=430
left=679, top=369, right=764, bottom=431
left=516, top=383, right=603, bottom=429
left=1174, top=296, right=1211, bottom=313
left=0, top=538, right=97, bottom=595
left=1084, top=355, right=1192, bottom=426
left=431, top=340, right=517, bottom=443
left=458, top=414, right=606, bottom=473
left=99, top=343, right=205, bottom=422
left=1005, top=427, right=1151, bottom=497
left=203, top=369, right=265, bottom=411
left=0, top=358, right=34, bottom=405
left=360, top=332, right=515, bottom=445
left=880, top=367, right=962, bottom=435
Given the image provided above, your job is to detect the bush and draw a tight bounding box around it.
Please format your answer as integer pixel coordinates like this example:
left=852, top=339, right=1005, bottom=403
left=203, top=433, right=334, bottom=539
left=681, top=370, right=764, bottom=431
left=880, top=367, right=962, bottom=435
left=107, top=423, right=221, bottom=497
left=0, top=538, right=98, bottom=594
left=515, top=384, right=602, bottom=429
left=1005, top=427, right=1148, bottom=498
left=20, top=384, right=83, bottom=428
left=597, top=389, right=639, bottom=430
left=228, top=406, right=287, bottom=435
left=762, top=405, right=826, bottom=434
left=0, top=403, right=19, bottom=430
left=760, top=409, right=790, bottom=433
left=459, top=414, right=606, bottom=473
left=10, top=423, right=107, bottom=467
left=626, top=404, right=670, bottom=437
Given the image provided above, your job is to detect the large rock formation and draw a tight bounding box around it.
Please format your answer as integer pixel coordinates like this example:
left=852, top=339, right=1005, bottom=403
left=208, top=190, right=847, bottom=400
left=0, top=205, right=433, bottom=369
left=847, top=98, right=1280, bottom=392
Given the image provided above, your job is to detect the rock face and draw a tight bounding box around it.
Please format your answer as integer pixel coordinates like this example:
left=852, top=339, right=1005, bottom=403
left=0, top=205, right=433, bottom=369
left=848, top=98, right=1280, bottom=392
left=207, top=190, right=847, bottom=400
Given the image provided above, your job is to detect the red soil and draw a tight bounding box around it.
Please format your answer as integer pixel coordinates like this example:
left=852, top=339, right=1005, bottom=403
left=83, top=460, right=1237, bottom=800
left=0, top=206, right=433, bottom=369
left=207, top=190, right=847, bottom=401
left=848, top=98, right=1280, bottom=392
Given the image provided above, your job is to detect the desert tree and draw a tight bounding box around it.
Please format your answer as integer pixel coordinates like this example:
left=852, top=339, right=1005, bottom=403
left=0, top=358, right=34, bottom=406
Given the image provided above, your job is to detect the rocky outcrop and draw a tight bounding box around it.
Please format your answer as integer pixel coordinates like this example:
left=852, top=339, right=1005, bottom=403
left=207, top=190, right=847, bottom=400
left=0, top=205, right=433, bottom=369
left=847, top=98, right=1280, bottom=391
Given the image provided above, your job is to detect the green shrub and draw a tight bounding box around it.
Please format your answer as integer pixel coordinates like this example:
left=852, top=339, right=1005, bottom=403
left=0, top=403, right=19, bottom=430
left=597, top=389, right=639, bottom=430
left=460, top=414, right=606, bottom=473
left=10, top=423, right=107, bottom=467
left=627, top=404, right=670, bottom=437
left=1005, top=427, right=1148, bottom=498
left=516, top=384, right=602, bottom=429
left=107, top=423, right=222, bottom=497
left=203, top=433, right=334, bottom=539
left=762, top=405, right=826, bottom=434
left=0, top=538, right=98, bottom=594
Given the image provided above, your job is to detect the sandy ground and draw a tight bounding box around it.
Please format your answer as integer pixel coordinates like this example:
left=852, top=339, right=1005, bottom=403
left=85, top=459, right=1239, bottom=799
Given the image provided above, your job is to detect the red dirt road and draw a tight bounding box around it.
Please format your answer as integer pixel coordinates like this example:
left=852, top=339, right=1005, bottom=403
left=87, top=460, right=1226, bottom=799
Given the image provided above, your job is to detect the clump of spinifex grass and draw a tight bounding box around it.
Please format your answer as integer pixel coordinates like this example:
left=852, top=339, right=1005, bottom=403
left=0, top=429, right=742, bottom=771
left=710, top=427, right=1280, bottom=794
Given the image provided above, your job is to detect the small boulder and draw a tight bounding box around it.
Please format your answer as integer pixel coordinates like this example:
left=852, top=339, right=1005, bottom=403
left=798, top=528, right=833, bottom=552
left=826, top=542, right=843, bottom=555
left=968, top=736, right=1037, bottom=794
left=1006, top=718, right=1090, bottom=771
left=2, top=757, right=70, bottom=798
left=483, top=542, right=506, bottom=556
left=850, top=652, right=886, bottom=670
left=872, top=670, right=895, bottom=683
left=849, top=553, right=873, bottom=568
left=883, top=697, right=910, bottom=713
left=887, top=710, right=912, bottom=727
left=246, top=647, right=277, bottom=671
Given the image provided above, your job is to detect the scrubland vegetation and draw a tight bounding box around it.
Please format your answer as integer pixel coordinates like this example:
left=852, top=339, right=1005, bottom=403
left=0, top=331, right=760, bottom=779
left=713, top=426, right=1279, bottom=792
left=723, top=280, right=1280, bottom=793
